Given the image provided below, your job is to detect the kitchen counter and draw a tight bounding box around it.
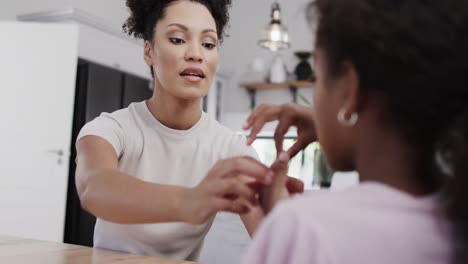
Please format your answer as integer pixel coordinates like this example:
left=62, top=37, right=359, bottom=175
left=0, top=235, right=197, bottom=264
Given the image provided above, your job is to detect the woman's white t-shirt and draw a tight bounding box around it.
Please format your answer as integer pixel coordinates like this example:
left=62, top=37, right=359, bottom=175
left=77, top=101, right=257, bottom=260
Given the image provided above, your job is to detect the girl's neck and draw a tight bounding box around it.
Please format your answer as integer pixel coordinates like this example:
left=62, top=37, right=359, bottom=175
left=354, top=117, right=431, bottom=197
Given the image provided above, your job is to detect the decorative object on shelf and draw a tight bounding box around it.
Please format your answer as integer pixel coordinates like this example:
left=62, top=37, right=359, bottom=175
left=252, top=57, right=267, bottom=81
left=240, top=57, right=267, bottom=83
left=294, top=51, right=315, bottom=81
left=258, top=1, right=290, bottom=51
left=269, top=54, right=287, bottom=83
left=312, top=143, right=334, bottom=188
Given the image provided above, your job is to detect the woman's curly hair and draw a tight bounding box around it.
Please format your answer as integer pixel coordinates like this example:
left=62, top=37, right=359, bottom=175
left=123, top=0, right=232, bottom=43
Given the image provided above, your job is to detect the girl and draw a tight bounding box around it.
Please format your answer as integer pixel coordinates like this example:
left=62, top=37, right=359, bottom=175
left=244, top=0, right=468, bottom=263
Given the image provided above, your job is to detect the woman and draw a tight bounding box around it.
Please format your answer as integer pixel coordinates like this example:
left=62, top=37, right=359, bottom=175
left=244, top=0, right=468, bottom=263
left=75, top=0, right=277, bottom=260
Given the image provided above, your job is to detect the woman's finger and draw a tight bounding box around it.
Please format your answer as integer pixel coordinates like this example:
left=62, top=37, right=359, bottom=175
left=214, top=197, right=251, bottom=215
left=217, top=178, right=256, bottom=204
left=246, top=180, right=262, bottom=193
left=223, top=157, right=272, bottom=184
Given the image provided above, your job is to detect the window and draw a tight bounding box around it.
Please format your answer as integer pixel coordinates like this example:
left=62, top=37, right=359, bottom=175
left=251, top=137, right=327, bottom=190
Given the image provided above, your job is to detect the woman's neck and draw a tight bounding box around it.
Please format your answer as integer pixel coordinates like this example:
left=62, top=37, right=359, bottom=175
left=146, top=86, right=202, bottom=131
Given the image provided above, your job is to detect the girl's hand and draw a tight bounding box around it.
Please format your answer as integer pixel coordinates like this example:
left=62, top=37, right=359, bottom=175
left=244, top=103, right=317, bottom=158
left=260, top=152, right=301, bottom=214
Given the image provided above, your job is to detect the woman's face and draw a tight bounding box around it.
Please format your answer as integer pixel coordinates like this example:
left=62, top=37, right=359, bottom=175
left=145, top=0, right=219, bottom=100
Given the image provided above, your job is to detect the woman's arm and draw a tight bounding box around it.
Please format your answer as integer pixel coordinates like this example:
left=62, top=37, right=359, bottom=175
left=76, top=136, right=272, bottom=225
left=76, top=136, right=189, bottom=224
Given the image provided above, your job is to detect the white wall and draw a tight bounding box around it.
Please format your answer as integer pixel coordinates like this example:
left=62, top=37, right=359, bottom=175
left=0, top=0, right=150, bottom=79
left=72, top=0, right=129, bottom=31
left=219, top=0, right=315, bottom=117
left=0, top=0, right=128, bottom=38
left=0, top=0, right=71, bottom=20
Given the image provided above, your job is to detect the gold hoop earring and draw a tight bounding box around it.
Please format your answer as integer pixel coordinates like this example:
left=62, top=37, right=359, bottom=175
left=337, top=109, right=358, bottom=127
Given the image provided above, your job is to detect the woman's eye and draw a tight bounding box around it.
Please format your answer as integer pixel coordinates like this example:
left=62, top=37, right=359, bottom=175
left=203, top=43, right=216, bottom=50
left=169, top=38, right=185, bottom=45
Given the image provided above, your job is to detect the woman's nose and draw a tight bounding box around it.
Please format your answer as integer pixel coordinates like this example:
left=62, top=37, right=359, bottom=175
left=185, top=44, right=203, bottom=63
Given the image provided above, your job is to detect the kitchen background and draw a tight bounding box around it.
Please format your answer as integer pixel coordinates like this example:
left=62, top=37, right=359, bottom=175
left=0, top=1, right=358, bottom=264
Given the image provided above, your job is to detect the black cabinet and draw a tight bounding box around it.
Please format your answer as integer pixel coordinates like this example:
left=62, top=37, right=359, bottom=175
left=64, top=59, right=151, bottom=247
left=85, top=63, right=123, bottom=122
left=122, top=74, right=153, bottom=108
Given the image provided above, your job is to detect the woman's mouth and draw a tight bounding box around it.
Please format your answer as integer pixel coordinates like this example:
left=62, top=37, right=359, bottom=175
left=180, top=67, right=205, bottom=83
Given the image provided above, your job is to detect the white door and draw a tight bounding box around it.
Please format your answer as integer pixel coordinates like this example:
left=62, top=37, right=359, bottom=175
left=0, top=22, right=79, bottom=242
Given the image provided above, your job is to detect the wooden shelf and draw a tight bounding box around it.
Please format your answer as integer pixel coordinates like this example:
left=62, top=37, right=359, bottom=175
left=240, top=81, right=315, bottom=90
left=240, top=81, right=315, bottom=110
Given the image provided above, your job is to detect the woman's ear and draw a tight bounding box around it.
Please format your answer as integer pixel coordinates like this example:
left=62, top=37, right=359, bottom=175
left=144, top=40, right=154, bottom=67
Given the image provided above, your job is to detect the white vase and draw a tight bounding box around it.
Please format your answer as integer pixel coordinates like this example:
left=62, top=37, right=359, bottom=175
left=269, top=55, right=287, bottom=83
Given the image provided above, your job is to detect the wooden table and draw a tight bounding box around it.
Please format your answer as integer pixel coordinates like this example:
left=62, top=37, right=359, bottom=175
left=0, top=236, right=197, bottom=264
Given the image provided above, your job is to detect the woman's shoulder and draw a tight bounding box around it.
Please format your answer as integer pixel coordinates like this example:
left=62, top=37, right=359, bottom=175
left=90, top=102, right=151, bottom=134
left=203, top=114, right=237, bottom=135
left=203, top=115, right=248, bottom=144
left=77, top=103, right=144, bottom=149
left=201, top=115, right=257, bottom=158
left=89, top=104, right=136, bottom=127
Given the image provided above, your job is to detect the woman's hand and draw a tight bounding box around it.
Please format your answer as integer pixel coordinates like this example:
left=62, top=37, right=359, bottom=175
left=244, top=103, right=317, bottom=158
left=182, top=156, right=271, bottom=225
